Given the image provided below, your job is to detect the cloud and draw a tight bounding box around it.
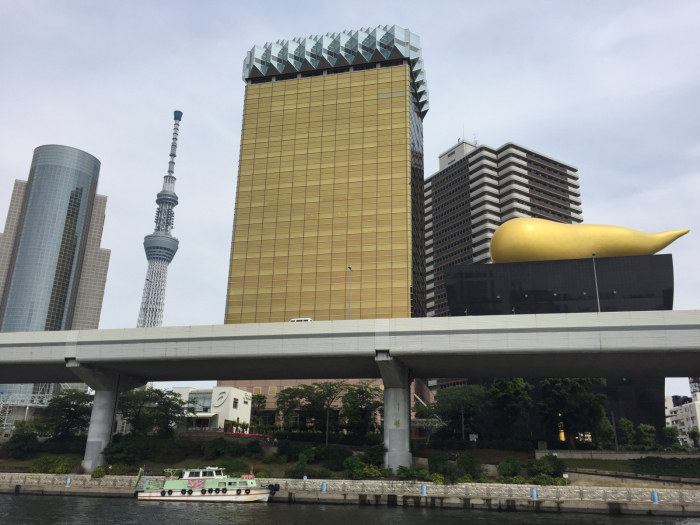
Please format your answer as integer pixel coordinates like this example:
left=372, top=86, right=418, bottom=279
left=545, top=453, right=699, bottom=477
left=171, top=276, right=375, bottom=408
left=1, top=0, right=698, bottom=394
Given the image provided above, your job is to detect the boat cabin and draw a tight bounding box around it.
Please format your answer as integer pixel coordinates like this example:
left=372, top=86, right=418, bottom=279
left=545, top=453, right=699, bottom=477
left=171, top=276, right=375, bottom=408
left=180, top=468, right=226, bottom=479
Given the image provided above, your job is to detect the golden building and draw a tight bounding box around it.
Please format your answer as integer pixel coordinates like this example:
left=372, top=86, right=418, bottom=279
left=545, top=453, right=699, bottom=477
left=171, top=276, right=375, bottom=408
left=226, top=26, right=428, bottom=324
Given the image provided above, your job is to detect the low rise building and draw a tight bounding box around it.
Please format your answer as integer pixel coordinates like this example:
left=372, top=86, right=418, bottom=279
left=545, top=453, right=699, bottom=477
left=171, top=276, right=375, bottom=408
left=172, top=386, right=252, bottom=431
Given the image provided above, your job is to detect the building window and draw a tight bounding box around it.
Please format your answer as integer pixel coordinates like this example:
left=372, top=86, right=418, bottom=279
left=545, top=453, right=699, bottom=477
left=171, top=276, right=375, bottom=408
left=268, top=386, right=277, bottom=395
left=233, top=398, right=238, bottom=409
left=253, top=387, right=262, bottom=395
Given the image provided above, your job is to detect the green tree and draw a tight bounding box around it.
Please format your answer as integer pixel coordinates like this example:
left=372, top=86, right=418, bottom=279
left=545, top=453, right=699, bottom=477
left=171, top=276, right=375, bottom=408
left=489, top=378, right=534, bottom=431
left=118, top=388, right=193, bottom=437
left=150, top=389, right=194, bottom=437
left=663, top=426, right=680, bottom=447
left=45, top=388, right=93, bottom=438
left=688, top=428, right=700, bottom=450
left=275, top=386, right=305, bottom=428
left=618, top=418, right=636, bottom=446
left=118, top=388, right=158, bottom=436
left=341, top=380, right=383, bottom=436
left=428, top=385, right=490, bottom=441
left=251, top=394, right=268, bottom=427
left=597, top=415, right=616, bottom=450
left=638, top=424, right=657, bottom=449
left=537, top=378, right=607, bottom=448
left=311, top=381, right=346, bottom=446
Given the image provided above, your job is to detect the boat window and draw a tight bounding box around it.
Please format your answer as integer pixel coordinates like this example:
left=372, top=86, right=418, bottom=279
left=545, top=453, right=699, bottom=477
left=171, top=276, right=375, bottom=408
left=189, top=472, right=200, bottom=478
left=202, top=471, right=213, bottom=477
left=215, top=470, right=224, bottom=476
left=218, top=482, right=226, bottom=487
left=228, top=482, right=237, bottom=487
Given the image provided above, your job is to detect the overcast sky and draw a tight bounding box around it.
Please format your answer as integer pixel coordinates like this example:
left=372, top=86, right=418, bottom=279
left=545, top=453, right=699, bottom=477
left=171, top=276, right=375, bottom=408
left=1, top=1, right=699, bottom=395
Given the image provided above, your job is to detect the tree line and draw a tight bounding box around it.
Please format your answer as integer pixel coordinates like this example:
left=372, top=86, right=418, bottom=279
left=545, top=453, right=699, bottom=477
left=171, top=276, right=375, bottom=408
left=417, top=378, right=689, bottom=451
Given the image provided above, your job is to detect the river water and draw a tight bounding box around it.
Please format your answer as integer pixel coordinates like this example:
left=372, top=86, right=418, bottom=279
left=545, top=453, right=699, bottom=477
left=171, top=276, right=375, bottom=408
left=3, top=495, right=700, bottom=524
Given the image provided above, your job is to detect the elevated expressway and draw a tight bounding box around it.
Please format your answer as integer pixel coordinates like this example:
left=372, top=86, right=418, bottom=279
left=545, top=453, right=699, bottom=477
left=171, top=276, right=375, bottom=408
left=2, top=310, right=700, bottom=471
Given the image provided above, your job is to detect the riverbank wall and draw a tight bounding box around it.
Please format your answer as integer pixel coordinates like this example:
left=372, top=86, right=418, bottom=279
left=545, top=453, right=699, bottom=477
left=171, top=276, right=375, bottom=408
left=3, top=474, right=700, bottom=516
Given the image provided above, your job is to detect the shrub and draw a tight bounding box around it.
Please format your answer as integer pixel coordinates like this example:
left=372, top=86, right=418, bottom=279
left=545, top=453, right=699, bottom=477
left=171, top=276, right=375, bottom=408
left=6, top=433, right=40, bottom=460
left=428, top=451, right=448, bottom=472
left=106, top=463, right=132, bottom=476
left=497, top=456, right=521, bottom=478
left=314, top=445, right=352, bottom=471
left=632, top=457, right=700, bottom=479
left=246, top=439, right=263, bottom=457
left=553, top=477, right=567, bottom=486
left=262, top=454, right=277, bottom=464
left=220, top=457, right=250, bottom=475
left=509, top=475, right=526, bottom=484
left=455, top=474, right=472, bottom=483
left=277, top=441, right=314, bottom=463
left=430, top=473, right=445, bottom=484
left=284, top=454, right=310, bottom=479
left=526, top=454, right=565, bottom=478
left=343, top=455, right=366, bottom=480
left=456, top=452, right=484, bottom=479
left=475, top=475, right=489, bottom=483
left=41, top=435, right=87, bottom=455
left=396, top=465, right=429, bottom=481
left=495, top=476, right=507, bottom=484
left=254, top=469, right=272, bottom=478
left=273, top=432, right=382, bottom=447
left=529, top=473, right=554, bottom=485
left=201, top=438, right=245, bottom=460
left=276, top=454, right=287, bottom=464
left=91, top=466, right=106, bottom=478
left=307, top=467, right=332, bottom=479
left=361, top=445, right=386, bottom=467
left=362, top=465, right=381, bottom=478
left=29, top=456, right=75, bottom=474
left=379, top=467, right=393, bottom=477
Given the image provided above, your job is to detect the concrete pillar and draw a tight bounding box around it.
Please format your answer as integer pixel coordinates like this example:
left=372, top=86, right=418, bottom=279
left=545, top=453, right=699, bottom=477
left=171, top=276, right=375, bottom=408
left=375, top=350, right=412, bottom=470
left=81, top=389, right=118, bottom=472
left=65, top=359, right=144, bottom=473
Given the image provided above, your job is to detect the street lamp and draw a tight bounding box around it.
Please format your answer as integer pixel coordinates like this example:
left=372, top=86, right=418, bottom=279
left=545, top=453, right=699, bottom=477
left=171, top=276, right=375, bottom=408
left=592, top=253, right=601, bottom=313
left=348, top=266, right=353, bottom=320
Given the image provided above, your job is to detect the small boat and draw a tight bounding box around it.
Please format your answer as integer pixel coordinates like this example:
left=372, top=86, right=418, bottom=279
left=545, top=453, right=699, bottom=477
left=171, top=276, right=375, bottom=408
left=137, top=466, right=280, bottom=503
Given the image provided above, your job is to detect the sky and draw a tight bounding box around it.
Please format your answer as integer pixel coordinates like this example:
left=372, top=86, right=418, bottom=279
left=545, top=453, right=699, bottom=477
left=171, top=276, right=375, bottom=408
left=1, top=0, right=699, bottom=395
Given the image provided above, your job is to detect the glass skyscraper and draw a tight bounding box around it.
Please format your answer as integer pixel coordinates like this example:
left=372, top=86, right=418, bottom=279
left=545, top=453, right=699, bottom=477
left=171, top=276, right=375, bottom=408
left=225, top=26, right=428, bottom=324
left=0, top=145, right=111, bottom=398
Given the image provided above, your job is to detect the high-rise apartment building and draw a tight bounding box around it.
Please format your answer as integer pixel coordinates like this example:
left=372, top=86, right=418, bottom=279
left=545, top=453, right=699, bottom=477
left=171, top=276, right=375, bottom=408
left=225, top=26, right=428, bottom=324
left=424, top=141, right=582, bottom=317
left=0, top=145, right=110, bottom=428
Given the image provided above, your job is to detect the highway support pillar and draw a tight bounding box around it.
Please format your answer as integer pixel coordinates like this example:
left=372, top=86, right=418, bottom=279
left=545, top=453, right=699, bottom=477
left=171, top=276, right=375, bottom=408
left=375, top=350, right=412, bottom=470
left=66, top=360, right=144, bottom=472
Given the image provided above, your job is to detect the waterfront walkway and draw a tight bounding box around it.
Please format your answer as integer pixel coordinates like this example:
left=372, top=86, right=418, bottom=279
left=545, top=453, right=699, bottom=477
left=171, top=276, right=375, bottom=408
left=3, top=473, right=700, bottom=516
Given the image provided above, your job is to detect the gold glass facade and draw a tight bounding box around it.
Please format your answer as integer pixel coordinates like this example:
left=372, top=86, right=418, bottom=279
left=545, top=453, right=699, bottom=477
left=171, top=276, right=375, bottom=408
left=226, top=65, right=425, bottom=324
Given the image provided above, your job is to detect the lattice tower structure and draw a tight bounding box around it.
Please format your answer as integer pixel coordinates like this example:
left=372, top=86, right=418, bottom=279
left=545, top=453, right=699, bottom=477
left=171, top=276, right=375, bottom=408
left=136, top=111, right=183, bottom=328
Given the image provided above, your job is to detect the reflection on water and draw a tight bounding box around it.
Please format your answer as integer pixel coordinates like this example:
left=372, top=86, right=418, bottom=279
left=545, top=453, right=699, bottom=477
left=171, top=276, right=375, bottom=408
left=2, top=495, right=700, bottom=524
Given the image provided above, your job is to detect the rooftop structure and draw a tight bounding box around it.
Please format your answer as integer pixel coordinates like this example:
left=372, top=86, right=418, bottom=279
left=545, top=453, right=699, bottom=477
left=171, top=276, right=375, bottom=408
left=425, top=140, right=582, bottom=317
left=136, top=111, right=183, bottom=328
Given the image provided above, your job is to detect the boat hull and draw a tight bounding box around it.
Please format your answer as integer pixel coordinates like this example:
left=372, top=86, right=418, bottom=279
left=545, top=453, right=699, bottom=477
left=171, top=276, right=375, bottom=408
left=138, top=488, right=271, bottom=503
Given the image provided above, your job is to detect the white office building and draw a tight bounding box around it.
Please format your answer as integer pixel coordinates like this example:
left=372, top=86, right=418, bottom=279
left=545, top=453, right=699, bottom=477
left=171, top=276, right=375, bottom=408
left=173, top=386, right=252, bottom=431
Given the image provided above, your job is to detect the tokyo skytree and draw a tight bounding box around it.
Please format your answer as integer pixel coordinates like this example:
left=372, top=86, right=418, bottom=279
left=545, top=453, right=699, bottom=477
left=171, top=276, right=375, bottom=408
left=136, top=111, right=183, bottom=328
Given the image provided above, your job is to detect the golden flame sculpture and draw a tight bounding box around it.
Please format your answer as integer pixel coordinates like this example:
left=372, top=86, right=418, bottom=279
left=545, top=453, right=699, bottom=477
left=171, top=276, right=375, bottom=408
left=490, top=218, right=689, bottom=264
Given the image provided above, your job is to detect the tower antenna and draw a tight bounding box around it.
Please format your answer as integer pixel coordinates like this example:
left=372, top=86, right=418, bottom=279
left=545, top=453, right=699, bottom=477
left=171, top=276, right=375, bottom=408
left=136, top=111, right=183, bottom=328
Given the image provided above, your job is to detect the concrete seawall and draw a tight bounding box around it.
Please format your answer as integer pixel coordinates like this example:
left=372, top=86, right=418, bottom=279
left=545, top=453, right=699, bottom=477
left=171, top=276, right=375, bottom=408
left=3, top=474, right=700, bottom=517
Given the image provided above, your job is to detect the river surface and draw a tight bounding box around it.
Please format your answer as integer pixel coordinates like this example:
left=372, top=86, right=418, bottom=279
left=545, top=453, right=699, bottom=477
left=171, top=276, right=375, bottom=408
left=3, top=495, right=700, bottom=524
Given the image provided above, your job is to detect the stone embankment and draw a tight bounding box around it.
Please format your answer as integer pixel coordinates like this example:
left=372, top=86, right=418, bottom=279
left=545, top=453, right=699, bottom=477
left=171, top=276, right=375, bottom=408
left=3, top=473, right=700, bottom=516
